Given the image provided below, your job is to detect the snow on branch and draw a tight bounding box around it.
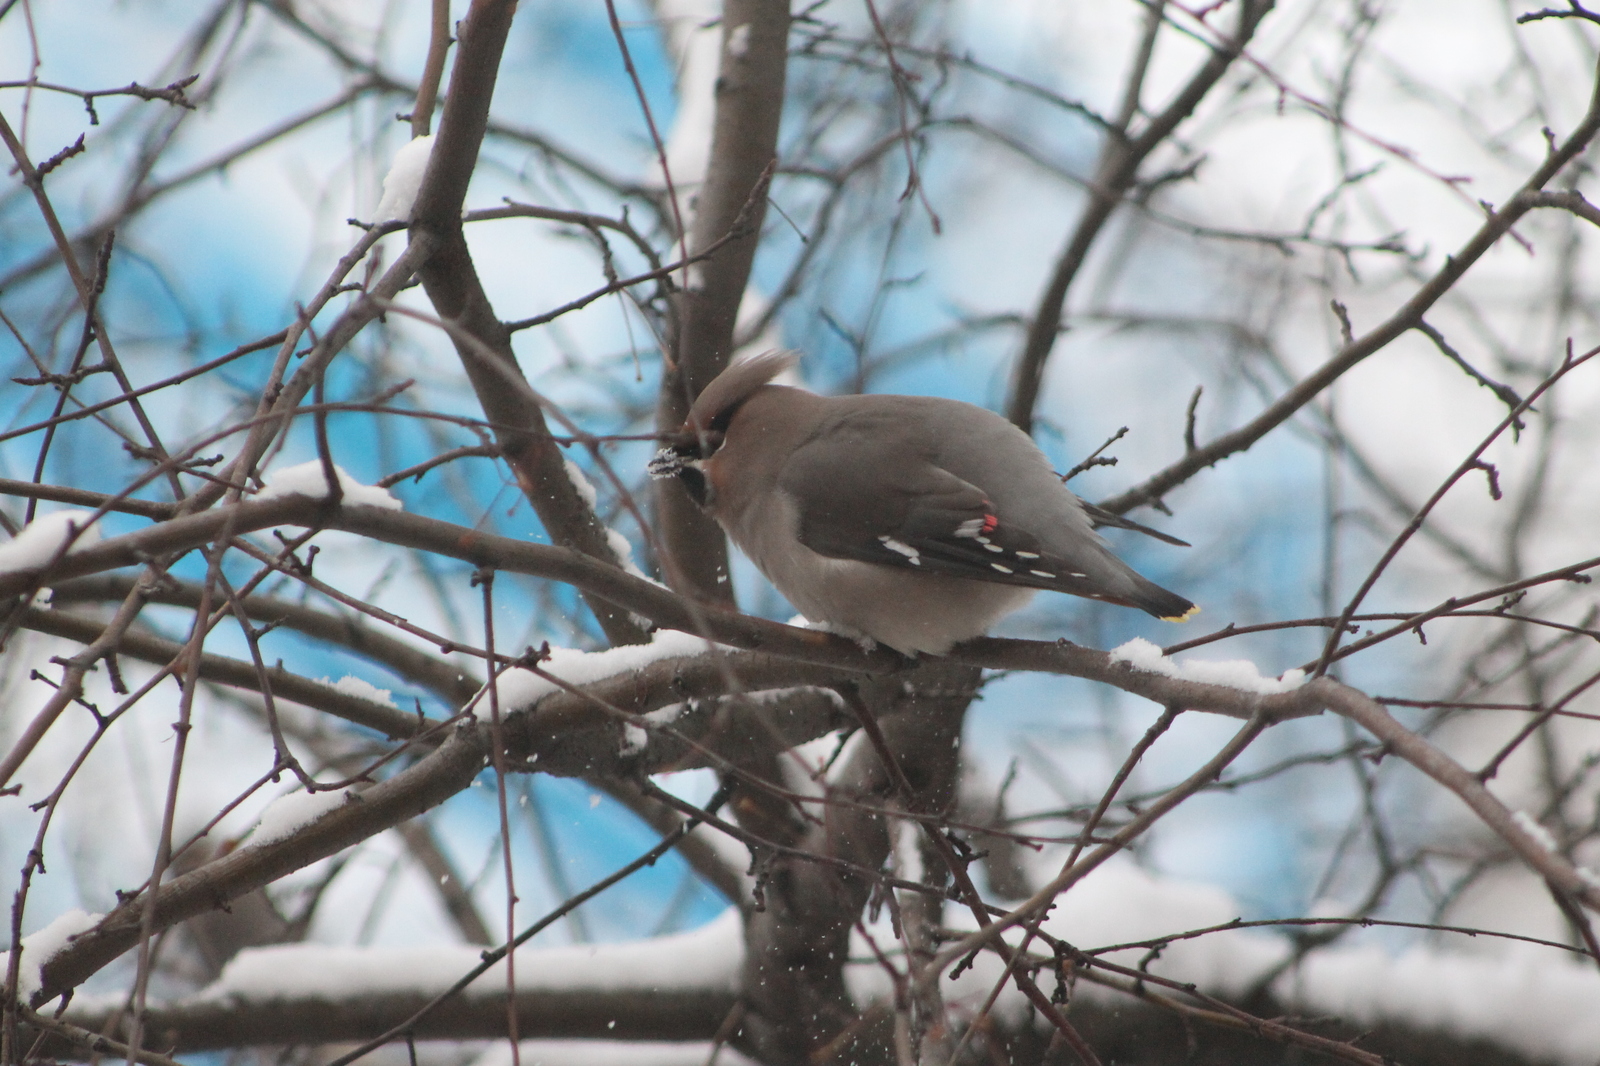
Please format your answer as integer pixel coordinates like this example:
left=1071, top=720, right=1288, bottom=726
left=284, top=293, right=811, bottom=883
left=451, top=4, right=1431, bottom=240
left=491, top=630, right=737, bottom=713
left=45, top=863, right=1600, bottom=1062
left=373, top=134, right=436, bottom=223
left=243, top=788, right=357, bottom=847
left=256, top=460, right=403, bottom=511
left=493, top=632, right=854, bottom=778
left=54, top=911, right=744, bottom=1051
left=1108, top=637, right=1306, bottom=694
left=222, top=907, right=737, bottom=999
left=10, top=908, right=103, bottom=1000
left=0, top=510, right=101, bottom=574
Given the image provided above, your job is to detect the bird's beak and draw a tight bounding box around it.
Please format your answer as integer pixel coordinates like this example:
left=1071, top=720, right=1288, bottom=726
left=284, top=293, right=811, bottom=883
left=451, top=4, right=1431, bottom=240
left=647, top=447, right=686, bottom=480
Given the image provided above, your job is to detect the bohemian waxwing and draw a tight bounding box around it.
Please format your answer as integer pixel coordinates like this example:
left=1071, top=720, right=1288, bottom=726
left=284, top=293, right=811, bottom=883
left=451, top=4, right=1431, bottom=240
left=649, top=351, right=1197, bottom=655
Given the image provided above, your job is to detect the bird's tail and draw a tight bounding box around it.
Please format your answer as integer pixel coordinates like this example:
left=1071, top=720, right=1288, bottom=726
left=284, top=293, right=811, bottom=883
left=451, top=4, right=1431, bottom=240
left=1125, top=575, right=1199, bottom=622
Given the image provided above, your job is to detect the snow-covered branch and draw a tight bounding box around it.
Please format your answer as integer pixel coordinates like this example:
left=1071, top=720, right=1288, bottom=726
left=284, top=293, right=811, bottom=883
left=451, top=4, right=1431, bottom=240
left=46, top=913, right=744, bottom=1052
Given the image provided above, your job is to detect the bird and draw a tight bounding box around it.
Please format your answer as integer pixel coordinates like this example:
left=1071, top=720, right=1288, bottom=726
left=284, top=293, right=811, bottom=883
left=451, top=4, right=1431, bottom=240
left=649, top=350, right=1197, bottom=655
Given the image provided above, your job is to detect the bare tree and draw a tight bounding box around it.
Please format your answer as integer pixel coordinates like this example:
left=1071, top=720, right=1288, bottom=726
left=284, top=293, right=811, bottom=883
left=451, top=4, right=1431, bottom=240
left=2, top=2, right=1599, bottom=1065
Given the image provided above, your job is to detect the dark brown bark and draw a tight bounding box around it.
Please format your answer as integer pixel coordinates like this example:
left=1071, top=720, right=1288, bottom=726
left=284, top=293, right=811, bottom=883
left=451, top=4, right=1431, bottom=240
left=736, top=659, right=979, bottom=1065
left=46, top=986, right=735, bottom=1052
left=655, top=0, right=792, bottom=604
left=31, top=979, right=1556, bottom=1064
left=410, top=0, right=649, bottom=646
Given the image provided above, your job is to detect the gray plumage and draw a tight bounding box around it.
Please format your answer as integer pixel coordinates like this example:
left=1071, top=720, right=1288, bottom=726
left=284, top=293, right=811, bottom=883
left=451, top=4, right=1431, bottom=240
left=650, top=351, right=1197, bottom=655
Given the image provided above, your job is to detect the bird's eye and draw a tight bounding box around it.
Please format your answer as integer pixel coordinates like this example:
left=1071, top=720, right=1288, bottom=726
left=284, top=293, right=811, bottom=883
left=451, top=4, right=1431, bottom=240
left=655, top=427, right=724, bottom=461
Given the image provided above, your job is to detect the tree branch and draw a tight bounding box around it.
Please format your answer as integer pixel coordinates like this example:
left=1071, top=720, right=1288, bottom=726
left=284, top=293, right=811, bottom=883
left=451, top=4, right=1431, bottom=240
left=654, top=0, right=792, bottom=604
left=41, top=984, right=736, bottom=1053
left=1006, top=0, right=1276, bottom=433
left=407, top=0, right=649, bottom=646
left=16, top=606, right=426, bottom=741
left=1096, top=59, right=1600, bottom=515
left=47, top=573, right=481, bottom=706
left=1318, top=682, right=1600, bottom=913
left=32, top=724, right=487, bottom=1004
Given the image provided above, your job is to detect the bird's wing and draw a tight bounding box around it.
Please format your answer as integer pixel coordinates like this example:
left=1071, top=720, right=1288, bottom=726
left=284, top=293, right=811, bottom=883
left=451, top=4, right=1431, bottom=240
left=778, top=431, right=1110, bottom=595
left=1079, top=500, right=1191, bottom=547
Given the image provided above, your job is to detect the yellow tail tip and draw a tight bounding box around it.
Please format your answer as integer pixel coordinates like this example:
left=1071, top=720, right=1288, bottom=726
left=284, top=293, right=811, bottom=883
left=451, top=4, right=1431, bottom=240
left=1161, top=604, right=1201, bottom=623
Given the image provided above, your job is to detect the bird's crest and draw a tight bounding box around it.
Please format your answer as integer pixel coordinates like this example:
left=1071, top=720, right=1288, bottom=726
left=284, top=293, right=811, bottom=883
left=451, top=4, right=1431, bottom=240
left=686, top=349, right=798, bottom=434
